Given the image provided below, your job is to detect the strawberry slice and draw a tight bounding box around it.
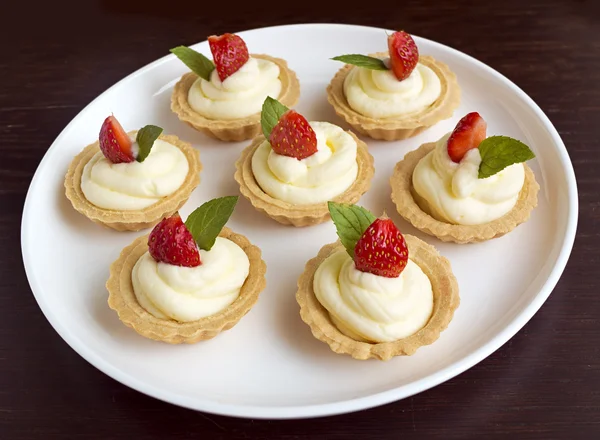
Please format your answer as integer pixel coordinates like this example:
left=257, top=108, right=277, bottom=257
left=447, top=112, right=488, bottom=163
left=148, top=213, right=201, bottom=267
left=354, top=218, right=408, bottom=278
left=98, top=116, right=134, bottom=164
left=208, top=33, right=250, bottom=81
left=269, top=110, right=318, bottom=160
left=387, top=31, right=419, bottom=81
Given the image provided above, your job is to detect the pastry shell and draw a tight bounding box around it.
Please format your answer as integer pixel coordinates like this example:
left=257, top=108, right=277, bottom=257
left=234, top=131, right=375, bottom=227
left=171, top=54, right=300, bottom=142
left=106, top=227, right=266, bottom=344
left=296, top=235, right=460, bottom=360
left=390, top=142, right=540, bottom=243
left=326, top=54, right=461, bottom=141
left=64, top=133, right=201, bottom=232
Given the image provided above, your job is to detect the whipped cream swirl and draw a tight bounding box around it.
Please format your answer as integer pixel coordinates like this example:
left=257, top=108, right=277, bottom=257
left=412, top=134, right=525, bottom=225
left=132, top=237, right=250, bottom=322
left=343, top=61, right=441, bottom=119
left=81, top=136, right=189, bottom=210
left=188, top=57, right=282, bottom=120
left=251, top=121, right=358, bottom=204
left=313, top=250, right=433, bottom=343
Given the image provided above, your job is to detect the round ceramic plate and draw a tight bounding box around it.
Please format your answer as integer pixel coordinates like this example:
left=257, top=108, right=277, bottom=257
left=21, top=24, right=577, bottom=419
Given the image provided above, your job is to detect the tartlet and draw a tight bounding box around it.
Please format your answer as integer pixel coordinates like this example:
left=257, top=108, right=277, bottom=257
left=170, top=33, right=301, bottom=142
left=65, top=120, right=201, bottom=232
left=391, top=143, right=539, bottom=243
left=172, top=54, right=300, bottom=142
left=327, top=54, right=460, bottom=141
left=390, top=113, right=539, bottom=243
left=296, top=203, right=460, bottom=361
left=235, top=131, right=374, bottom=227
left=107, top=197, right=266, bottom=344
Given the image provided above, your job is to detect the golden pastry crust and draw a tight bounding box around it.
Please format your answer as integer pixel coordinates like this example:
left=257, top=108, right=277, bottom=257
left=64, top=133, right=201, bottom=232
left=390, top=142, right=540, bottom=243
left=296, top=235, right=460, bottom=360
left=106, top=227, right=266, bottom=344
left=234, top=131, right=375, bottom=227
left=326, top=54, right=461, bottom=141
left=171, top=54, right=300, bottom=142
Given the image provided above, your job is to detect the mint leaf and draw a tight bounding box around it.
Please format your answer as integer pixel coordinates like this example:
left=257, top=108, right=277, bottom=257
left=170, top=46, right=215, bottom=81
left=185, top=196, right=238, bottom=251
left=478, top=136, right=536, bottom=179
left=331, top=54, right=388, bottom=71
left=135, top=125, right=163, bottom=163
left=261, top=97, right=289, bottom=139
left=328, top=202, right=376, bottom=258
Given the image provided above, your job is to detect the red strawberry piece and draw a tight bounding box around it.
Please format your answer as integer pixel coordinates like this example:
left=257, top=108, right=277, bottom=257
left=208, top=33, right=250, bottom=81
left=269, top=110, right=318, bottom=160
left=98, top=115, right=134, bottom=164
left=148, top=214, right=201, bottom=267
left=387, top=31, right=419, bottom=81
left=447, top=112, right=488, bottom=163
left=354, top=218, right=408, bottom=278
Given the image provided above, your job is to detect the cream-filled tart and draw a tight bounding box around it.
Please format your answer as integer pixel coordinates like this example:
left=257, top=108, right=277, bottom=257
left=170, top=33, right=300, bottom=141
left=296, top=202, right=459, bottom=360
left=327, top=31, right=460, bottom=141
left=235, top=97, right=374, bottom=227
left=391, top=112, right=539, bottom=243
left=107, top=196, right=266, bottom=343
left=65, top=115, right=201, bottom=231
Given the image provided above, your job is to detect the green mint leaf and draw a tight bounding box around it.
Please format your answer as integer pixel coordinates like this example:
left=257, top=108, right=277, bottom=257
left=170, top=46, right=215, bottom=81
left=185, top=196, right=239, bottom=251
left=135, top=125, right=163, bottom=163
left=331, top=54, right=388, bottom=71
left=478, top=136, right=536, bottom=179
left=327, top=202, right=376, bottom=258
left=261, top=97, right=289, bottom=139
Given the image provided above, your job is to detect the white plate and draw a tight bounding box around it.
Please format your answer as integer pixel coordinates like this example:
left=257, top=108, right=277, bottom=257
left=21, top=24, right=577, bottom=419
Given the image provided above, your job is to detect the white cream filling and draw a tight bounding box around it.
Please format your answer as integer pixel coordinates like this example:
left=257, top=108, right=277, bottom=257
left=81, top=137, right=189, bottom=210
left=132, top=237, right=250, bottom=322
left=187, top=57, right=282, bottom=120
left=313, top=250, right=433, bottom=343
left=343, top=61, right=441, bottom=119
left=251, top=121, right=358, bottom=204
left=412, top=134, right=525, bottom=225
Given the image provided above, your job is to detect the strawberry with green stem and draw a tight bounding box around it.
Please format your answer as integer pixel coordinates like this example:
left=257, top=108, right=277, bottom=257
left=260, top=97, right=318, bottom=160
left=170, top=33, right=250, bottom=83
left=148, top=213, right=200, bottom=267
left=148, top=196, right=239, bottom=268
left=98, top=115, right=163, bottom=164
left=332, top=30, right=419, bottom=81
left=328, top=202, right=408, bottom=278
left=445, top=112, right=536, bottom=179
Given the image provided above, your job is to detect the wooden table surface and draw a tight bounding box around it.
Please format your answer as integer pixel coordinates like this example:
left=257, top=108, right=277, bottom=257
left=2, top=0, right=598, bottom=438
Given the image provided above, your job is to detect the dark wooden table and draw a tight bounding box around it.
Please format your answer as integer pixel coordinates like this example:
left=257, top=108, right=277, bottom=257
left=2, top=0, right=599, bottom=438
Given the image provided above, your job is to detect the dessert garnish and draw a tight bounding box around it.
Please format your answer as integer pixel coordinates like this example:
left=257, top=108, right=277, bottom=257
left=261, top=97, right=317, bottom=160
left=148, top=196, right=238, bottom=267
left=170, top=33, right=249, bottom=82
left=328, top=202, right=408, bottom=278
left=208, top=33, right=249, bottom=81
left=332, top=30, right=419, bottom=81
left=447, top=112, right=535, bottom=177
left=98, top=115, right=162, bottom=164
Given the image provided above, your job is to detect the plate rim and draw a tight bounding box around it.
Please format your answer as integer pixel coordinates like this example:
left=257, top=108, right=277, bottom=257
left=21, top=23, right=578, bottom=419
